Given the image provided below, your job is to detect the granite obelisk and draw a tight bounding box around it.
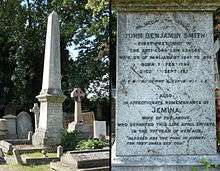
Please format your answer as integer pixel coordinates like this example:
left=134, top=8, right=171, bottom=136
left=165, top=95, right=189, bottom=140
left=32, top=11, right=66, bottom=147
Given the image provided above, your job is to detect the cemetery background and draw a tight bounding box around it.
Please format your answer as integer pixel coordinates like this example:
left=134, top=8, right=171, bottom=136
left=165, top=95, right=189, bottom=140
left=0, top=0, right=110, bottom=170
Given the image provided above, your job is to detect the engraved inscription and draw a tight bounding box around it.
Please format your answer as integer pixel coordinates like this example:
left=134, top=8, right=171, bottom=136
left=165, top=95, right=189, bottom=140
left=116, top=13, right=216, bottom=156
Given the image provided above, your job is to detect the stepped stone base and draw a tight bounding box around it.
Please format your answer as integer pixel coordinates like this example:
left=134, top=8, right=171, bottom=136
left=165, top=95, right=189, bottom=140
left=32, top=128, right=61, bottom=147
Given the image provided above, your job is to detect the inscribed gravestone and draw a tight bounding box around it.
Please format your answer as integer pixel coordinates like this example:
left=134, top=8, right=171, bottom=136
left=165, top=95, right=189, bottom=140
left=17, top=112, right=33, bottom=139
left=116, top=12, right=216, bottom=156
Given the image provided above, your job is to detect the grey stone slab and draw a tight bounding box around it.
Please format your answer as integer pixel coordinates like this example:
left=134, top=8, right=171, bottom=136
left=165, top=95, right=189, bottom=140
left=116, top=12, right=216, bottom=156
left=61, top=150, right=109, bottom=169
left=3, top=115, right=17, bottom=139
left=94, top=121, right=106, bottom=138
left=16, top=111, right=33, bottom=139
left=0, top=140, right=13, bottom=154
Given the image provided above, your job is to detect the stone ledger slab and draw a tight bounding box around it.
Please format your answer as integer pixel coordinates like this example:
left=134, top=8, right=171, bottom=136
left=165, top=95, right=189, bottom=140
left=113, top=11, right=220, bottom=171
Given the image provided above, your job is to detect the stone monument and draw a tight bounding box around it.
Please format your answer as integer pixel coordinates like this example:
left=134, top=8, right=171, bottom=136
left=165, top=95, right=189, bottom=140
left=16, top=111, right=33, bottom=139
left=3, top=114, right=17, bottom=139
left=30, top=103, right=40, bottom=131
left=71, top=88, right=84, bottom=122
left=32, top=11, right=66, bottom=147
left=68, top=88, right=92, bottom=138
left=112, top=1, right=220, bottom=171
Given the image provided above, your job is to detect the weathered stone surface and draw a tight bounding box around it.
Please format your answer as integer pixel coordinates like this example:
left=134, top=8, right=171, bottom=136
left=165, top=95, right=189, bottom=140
left=30, top=103, right=40, bottom=131
left=71, top=88, right=85, bottom=122
left=17, top=112, right=33, bottom=139
left=32, top=11, right=66, bottom=147
left=0, top=140, right=12, bottom=154
left=82, top=112, right=95, bottom=126
left=0, top=119, right=8, bottom=139
left=116, top=12, right=216, bottom=156
left=94, top=121, right=106, bottom=138
left=61, top=149, right=109, bottom=169
left=13, top=149, right=22, bottom=164
left=112, top=0, right=220, bottom=12
left=68, top=122, right=92, bottom=139
left=3, top=115, right=17, bottom=139
left=57, top=145, right=63, bottom=158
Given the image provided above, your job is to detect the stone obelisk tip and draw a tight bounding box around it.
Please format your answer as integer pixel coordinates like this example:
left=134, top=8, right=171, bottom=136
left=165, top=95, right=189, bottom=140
left=50, top=11, right=58, bottom=17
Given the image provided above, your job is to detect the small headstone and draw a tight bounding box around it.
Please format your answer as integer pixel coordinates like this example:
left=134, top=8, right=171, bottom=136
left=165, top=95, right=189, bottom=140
left=57, top=145, right=63, bottom=158
left=30, top=103, right=40, bottom=131
left=94, top=121, right=106, bottom=139
left=0, top=119, right=8, bottom=139
left=17, top=112, right=33, bottom=139
left=3, top=114, right=17, bottom=139
left=4, top=104, right=16, bottom=115
left=13, top=149, right=22, bottom=164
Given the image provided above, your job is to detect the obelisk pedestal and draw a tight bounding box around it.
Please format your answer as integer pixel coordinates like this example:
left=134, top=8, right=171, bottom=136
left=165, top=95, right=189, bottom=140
left=32, top=11, right=66, bottom=147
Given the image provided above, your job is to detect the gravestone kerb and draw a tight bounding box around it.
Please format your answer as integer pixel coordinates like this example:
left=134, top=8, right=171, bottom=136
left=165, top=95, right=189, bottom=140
left=112, top=2, right=220, bottom=171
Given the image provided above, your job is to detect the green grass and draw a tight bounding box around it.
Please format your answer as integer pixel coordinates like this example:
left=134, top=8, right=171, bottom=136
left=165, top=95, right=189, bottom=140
left=20, top=152, right=57, bottom=158
left=1, top=163, right=50, bottom=171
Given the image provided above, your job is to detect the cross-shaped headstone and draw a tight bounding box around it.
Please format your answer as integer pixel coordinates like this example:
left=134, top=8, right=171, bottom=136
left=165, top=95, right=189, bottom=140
left=71, top=88, right=85, bottom=102
left=30, top=103, right=40, bottom=131
left=71, top=88, right=85, bottom=122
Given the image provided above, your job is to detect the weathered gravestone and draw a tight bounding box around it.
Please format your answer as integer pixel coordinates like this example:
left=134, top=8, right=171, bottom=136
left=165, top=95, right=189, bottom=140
left=17, top=112, right=33, bottom=139
left=3, top=114, right=17, bottom=139
left=0, top=119, right=8, bottom=139
left=112, top=1, right=220, bottom=171
left=32, top=11, right=66, bottom=147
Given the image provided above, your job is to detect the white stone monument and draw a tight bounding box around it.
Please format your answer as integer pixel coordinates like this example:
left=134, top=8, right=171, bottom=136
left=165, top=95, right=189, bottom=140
left=112, top=1, right=220, bottom=171
left=68, top=88, right=92, bottom=138
left=32, top=11, right=66, bottom=147
left=71, top=88, right=85, bottom=122
left=30, top=103, right=40, bottom=131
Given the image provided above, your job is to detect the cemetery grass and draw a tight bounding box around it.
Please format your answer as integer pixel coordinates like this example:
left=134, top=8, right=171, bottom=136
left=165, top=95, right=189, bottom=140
left=1, top=163, right=50, bottom=171
left=20, top=152, right=57, bottom=158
